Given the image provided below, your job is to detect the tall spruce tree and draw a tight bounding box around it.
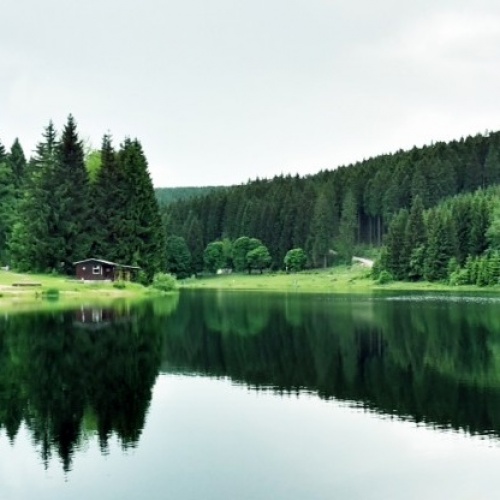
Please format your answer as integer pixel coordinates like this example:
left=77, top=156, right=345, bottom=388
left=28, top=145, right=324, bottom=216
left=424, top=210, right=457, bottom=281
left=51, top=115, right=91, bottom=273
left=0, top=153, right=16, bottom=262
left=116, top=138, right=165, bottom=280
left=184, top=213, right=204, bottom=274
left=310, top=190, right=334, bottom=267
left=404, top=195, right=426, bottom=279
left=90, top=134, right=129, bottom=261
left=7, top=138, right=26, bottom=188
left=383, top=209, right=408, bottom=280
left=337, top=190, right=358, bottom=264
left=469, top=195, right=490, bottom=256
left=9, top=122, right=58, bottom=271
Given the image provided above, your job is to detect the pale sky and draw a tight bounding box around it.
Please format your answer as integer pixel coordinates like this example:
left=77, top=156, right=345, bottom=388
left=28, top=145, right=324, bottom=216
left=2, top=0, right=500, bottom=188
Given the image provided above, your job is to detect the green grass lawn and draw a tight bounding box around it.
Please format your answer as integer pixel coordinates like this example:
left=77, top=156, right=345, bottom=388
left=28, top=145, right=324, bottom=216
left=180, top=265, right=375, bottom=293
left=0, top=269, right=148, bottom=309
left=180, top=264, right=500, bottom=294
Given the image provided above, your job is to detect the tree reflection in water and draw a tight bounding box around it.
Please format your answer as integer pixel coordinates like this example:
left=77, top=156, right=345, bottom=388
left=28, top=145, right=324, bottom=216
left=2, top=291, right=500, bottom=471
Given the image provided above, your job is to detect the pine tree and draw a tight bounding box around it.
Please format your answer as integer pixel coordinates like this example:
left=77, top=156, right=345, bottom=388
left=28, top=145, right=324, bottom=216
left=0, top=140, right=6, bottom=162
left=90, top=134, right=129, bottom=260
left=310, top=190, right=335, bottom=267
left=0, top=155, right=16, bottom=262
left=424, top=210, right=457, bottom=281
left=337, top=190, right=358, bottom=264
left=404, top=195, right=426, bottom=279
left=116, top=138, right=166, bottom=280
left=165, top=236, right=191, bottom=278
left=384, top=209, right=408, bottom=280
left=184, top=213, right=204, bottom=274
left=483, top=140, right=500, bottom=186
left=8, top=122, right=58, bottom=271
left=7, top=138, right=26, bottom=188
left=469, top=195, right=490, bottom=256
left=452, top=196, right=473, bottom=265
left=50, top=115, right=91, bottom=272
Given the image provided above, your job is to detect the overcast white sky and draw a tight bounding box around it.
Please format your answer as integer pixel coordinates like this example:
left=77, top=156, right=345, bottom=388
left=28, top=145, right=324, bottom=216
left=2, top=0, right=500, bottom=188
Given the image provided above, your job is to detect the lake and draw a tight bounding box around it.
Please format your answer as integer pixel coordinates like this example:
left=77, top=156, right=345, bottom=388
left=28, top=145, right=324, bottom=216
left=2, top=290, right=500, bottom=499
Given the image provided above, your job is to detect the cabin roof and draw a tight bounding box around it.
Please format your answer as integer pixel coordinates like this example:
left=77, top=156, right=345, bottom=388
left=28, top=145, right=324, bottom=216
left=73, top=258, right=140, bottom=269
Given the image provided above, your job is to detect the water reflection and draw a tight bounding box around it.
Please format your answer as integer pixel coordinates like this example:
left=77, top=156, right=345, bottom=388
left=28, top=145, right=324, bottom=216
left=3, top=291, right=500, bottom=472
left=163, top=291, right=500, bottom=439
left=0, top=299, right=171, bottom=471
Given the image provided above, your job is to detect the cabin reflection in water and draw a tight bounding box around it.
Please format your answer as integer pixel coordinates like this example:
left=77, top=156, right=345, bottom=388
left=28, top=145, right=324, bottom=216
left=73, top=307, right=129, bottom=329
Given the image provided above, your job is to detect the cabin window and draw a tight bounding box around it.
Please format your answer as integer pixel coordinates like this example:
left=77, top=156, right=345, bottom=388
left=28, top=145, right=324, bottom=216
left=92, top=265, right=101, bottom=275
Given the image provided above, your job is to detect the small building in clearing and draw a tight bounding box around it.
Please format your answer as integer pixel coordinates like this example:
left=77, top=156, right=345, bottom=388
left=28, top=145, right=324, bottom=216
left=73, top=258, right=140, bottom=282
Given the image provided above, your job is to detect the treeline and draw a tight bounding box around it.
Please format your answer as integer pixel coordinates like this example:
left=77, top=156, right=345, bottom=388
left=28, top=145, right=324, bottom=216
left=0, top=116, right=165, bottom=280
left=377, top=186, right=500, bottom=285
left=161, top=131, right=500, bottom=272
left=155, top=186, right=223, bottom=205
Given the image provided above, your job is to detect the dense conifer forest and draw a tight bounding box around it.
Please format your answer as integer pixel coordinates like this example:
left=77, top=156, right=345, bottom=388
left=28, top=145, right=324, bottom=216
left=155, top=186, right=222, bottom=206
left=4, top=119, right=500, bottom=285
left=0, top=116, right=165, bottom=281
left=161, top=131, right=500, bottom=283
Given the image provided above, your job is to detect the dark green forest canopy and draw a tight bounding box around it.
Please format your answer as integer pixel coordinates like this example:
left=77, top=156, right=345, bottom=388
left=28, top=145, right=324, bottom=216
left=4, top=123, right=500, bottom=280
left=162, top=130, right=500, bottom=271
left=155, top=186, right=225, bottom=206
left=1, top=117, right=165, bottom=280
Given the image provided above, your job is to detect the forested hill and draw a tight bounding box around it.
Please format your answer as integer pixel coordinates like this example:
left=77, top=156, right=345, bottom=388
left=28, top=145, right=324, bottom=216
left=162, top=131, right=500, bottom=270
left=155, top=186, right=223, bottom=206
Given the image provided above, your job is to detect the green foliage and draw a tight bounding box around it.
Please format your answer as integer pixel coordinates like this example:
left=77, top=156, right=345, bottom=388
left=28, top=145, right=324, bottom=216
left=165, top=236, right=191, bottom=279
left=151, top=272, right=177, bottom=292
left=232, top=236, right=261, bottom=272
left=377, top=270, right=393, bottom=284
left=337, top=189, right=358, bottom=264
left=371, top=250, right=385, bottom=280
left=310, top=190, right=336, bottom=268
left=284, top=248, right=307, bottom=272
left=113, top=280, right=126, bottom=289
left=204, top=241, right=226, bottom=273
left=424, top=210, right=457, bottom=282
left=384, top=209, right=408, bottom=280
left=137, top=270, right=149, bottom=286
left=9, top=117, right=90, bottom=273
left=246, top=244, right=272, bottom=274
left=155, top=186, right=223, bottom=206
left=85, top=149, right=102, bottom=182
left=113, top=138, right=166, bottom=280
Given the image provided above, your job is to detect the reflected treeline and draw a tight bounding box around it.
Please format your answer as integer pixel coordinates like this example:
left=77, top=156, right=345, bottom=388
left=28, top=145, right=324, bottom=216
left=0, top=298, right=178, bottom=471
left=4, top=291, right=500, bottom=470
left=162, top=291, right=500, bottom=439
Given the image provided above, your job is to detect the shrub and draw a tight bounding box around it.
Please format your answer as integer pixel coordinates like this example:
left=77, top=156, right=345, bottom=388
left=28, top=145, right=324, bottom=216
left=377, top=270, right=393, bottom=285
left=284, top=248, right=307, bottom=272
left=449, top=269, right=469, bottom=286
left=151, top=272, right=177, bottom=292
left=113, top=280, right=126, bottom=289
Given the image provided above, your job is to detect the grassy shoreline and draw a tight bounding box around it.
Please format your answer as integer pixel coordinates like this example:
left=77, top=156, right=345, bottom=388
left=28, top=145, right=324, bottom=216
left=1, top=264, right=499, bottom=311
left=179, top=264, right=500, bottom=294
left=0, top=270, right=153, bottom=311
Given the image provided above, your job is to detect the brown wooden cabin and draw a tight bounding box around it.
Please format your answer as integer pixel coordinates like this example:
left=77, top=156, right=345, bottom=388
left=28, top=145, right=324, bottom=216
left=73, top=258, right=140, bottom=282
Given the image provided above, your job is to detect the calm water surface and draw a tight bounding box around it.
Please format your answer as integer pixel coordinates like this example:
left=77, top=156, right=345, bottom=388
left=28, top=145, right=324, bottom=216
left=2, top=291, right=500, bottom=499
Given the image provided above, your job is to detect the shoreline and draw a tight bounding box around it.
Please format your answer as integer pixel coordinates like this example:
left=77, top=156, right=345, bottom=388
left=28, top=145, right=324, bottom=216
left=178, top=265, right=500, bottom=294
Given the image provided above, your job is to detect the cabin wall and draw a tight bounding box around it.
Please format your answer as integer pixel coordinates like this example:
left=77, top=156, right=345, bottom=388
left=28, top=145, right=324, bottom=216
left=75, top=261, right=115, bottom=281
